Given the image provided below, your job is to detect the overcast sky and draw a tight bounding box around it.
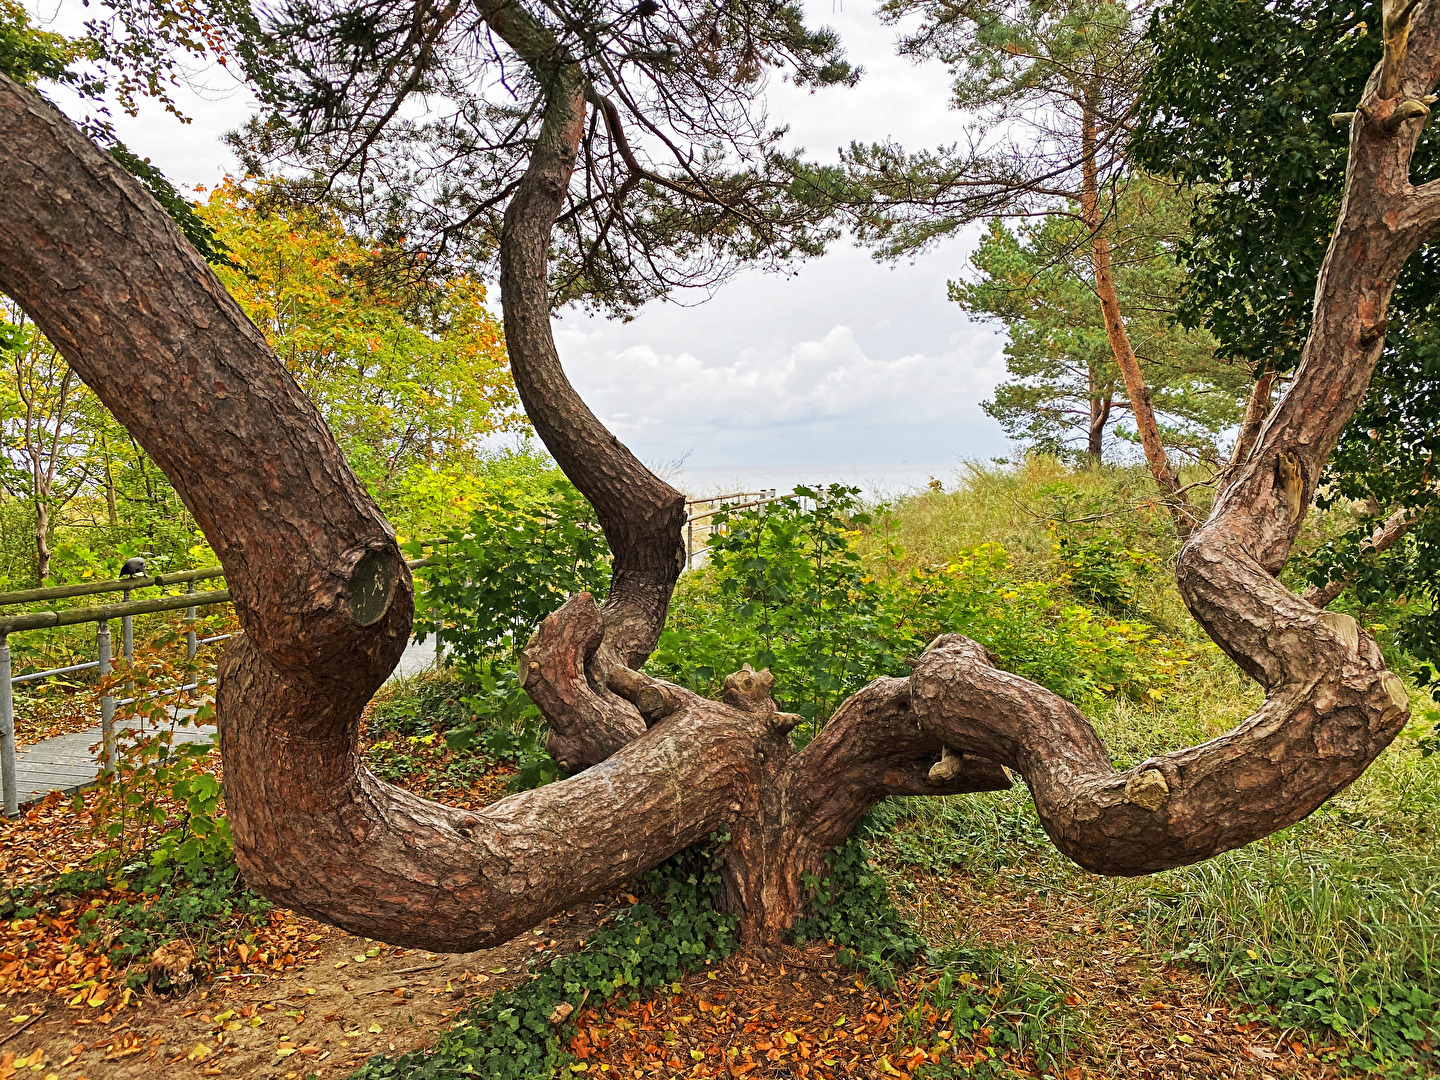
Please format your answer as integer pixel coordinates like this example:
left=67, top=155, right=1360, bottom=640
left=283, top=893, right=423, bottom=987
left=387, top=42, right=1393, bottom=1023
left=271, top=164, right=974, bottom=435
left=32, top=0, right=1013, bottom=468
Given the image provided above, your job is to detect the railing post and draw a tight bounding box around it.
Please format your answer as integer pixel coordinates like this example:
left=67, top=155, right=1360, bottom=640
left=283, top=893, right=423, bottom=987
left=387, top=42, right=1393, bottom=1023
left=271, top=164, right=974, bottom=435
left=121, top=586, right=134, bottom=708
left=686, top=517, right=694, bottom=570
left=0, top=632, right=16, bottom=818
left=186, top=579, right=198, bottom=661
left=97, top=619, right=115, bottom=773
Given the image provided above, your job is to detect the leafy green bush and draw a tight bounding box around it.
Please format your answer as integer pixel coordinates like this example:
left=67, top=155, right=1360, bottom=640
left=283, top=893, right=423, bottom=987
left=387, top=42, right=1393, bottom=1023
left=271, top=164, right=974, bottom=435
left=1052, top=526, right=1159, bottom=612
left=410, top=470, right=611, bottom=669
left=405, top=467, right=611, bottom=790
left=80, top=623, right=232, bottom=886
left=653, top=485, right=908, bottom=735
left=652, top=487, right=1193, bottom=730
left=793, top=827, right=930, bottom=984
left=905, top=547, right=1193, bottom=707
left=367, top=672, right=473, bottom=739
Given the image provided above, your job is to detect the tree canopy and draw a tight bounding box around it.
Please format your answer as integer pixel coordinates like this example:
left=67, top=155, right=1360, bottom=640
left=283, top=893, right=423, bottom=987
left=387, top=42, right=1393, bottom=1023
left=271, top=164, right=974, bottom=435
left=1133, top=0, right=1440, bottom=676
left=211, top=0, right=860, bottom=314
left=200, top=179, right=522, bottom=536
left=957, top=180, right=1248, bottom=463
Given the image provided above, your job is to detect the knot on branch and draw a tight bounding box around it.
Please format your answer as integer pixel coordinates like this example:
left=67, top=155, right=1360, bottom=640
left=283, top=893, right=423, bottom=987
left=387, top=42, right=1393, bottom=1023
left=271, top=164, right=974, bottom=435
left=1315, top=610, right=1360, bottom=653
left=1380, top=98, right=1431, bottom=132
left=1123, top=768, right=1170, bottom=813
left=1276, top=452, right=1306, bottom=525
left=722, top=664, right=777, bottom=714
left=920, top=633, right=997, bottom=668
left=1379, top=671, right=1410, bottom=721
left=1359, top=318, right=1389, bottom=348
left=717, top=665, right=800, bottom=731
left=928, top=745, right=966, bottom=782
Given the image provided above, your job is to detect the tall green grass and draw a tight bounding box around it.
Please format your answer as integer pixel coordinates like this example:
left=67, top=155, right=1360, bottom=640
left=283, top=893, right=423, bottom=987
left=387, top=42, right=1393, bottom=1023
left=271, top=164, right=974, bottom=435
left=863, top=458, right=1440, bottom=1071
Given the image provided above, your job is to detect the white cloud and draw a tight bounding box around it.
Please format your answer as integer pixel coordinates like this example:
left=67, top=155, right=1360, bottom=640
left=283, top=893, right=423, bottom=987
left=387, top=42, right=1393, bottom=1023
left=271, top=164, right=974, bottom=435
left=30, top=0, right=1016, bottom=467
left=561, top=323, right=1003, bottom=432
left=555, top=238, right=1011, bottom=465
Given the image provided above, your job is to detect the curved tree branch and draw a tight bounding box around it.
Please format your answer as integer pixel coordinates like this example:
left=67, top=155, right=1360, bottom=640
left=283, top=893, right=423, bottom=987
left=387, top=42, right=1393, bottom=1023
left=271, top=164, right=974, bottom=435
left=0, top=0, right=1436, bottom=962
left=484, top=1, right=687, bottom=769
left=1226, top=368, right=1276, bottom=473
left=901, top=0, right=1440, bottom=875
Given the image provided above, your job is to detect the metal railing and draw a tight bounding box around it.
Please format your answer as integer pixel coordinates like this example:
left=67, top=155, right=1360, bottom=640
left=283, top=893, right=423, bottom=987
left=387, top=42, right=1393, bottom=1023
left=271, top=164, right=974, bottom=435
left=0, top=570, right=235, bottom=818
left=684, top=489, right=783, bottom=569
left=0, top=553, right=440, bottom=817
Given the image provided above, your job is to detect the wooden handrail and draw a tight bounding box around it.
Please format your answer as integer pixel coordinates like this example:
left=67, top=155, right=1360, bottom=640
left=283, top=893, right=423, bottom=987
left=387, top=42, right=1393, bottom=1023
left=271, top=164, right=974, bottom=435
left=0, top=555, right=432, bottom=634
left=0, top=566, right=226, bottom=607
left=685, top=490, right=773, bottom=505
left=0, top=590, right=234, bottom=634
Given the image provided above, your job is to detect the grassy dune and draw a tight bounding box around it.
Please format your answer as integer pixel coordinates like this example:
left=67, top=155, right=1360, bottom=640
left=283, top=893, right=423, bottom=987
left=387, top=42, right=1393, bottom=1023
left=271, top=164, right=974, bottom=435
left=862, top=460, right=1440, bottom=1069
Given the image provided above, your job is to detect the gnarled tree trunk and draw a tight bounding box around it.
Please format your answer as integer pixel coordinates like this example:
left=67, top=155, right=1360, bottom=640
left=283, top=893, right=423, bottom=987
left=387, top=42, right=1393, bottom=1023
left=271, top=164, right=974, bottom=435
left=0, top=0, right=1437, bottom=952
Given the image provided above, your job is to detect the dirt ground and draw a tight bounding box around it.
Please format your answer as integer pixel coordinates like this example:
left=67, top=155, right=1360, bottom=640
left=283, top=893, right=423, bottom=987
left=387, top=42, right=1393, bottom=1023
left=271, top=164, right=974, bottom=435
left=895, top=868, right=1345, bottom=1079
left=0, top=898, right=614, bottom=1080
left=0, top=800, right=1362, bottom=1080
left=0, top=876, right=1347, bottom=1080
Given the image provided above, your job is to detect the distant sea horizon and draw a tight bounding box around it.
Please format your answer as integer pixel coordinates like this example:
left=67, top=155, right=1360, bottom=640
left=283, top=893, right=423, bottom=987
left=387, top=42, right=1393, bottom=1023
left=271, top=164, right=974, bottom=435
left=670, top=462, right=967, bottom=502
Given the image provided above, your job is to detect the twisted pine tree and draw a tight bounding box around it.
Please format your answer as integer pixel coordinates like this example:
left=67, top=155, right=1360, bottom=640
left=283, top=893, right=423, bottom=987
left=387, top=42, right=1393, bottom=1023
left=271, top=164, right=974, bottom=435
left=0, top=0, right=1437, bottom=948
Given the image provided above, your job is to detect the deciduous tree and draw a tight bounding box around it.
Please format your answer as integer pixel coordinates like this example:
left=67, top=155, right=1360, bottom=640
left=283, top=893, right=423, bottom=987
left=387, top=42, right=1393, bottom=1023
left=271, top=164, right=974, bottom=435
left=199, top=178, right=524, bottom=536
left=0, top=300, right=97, bottom=582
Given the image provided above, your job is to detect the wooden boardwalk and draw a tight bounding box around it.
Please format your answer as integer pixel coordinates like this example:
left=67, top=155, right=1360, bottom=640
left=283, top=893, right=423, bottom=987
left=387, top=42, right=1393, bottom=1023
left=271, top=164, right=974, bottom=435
left=8, top=635, right=440, bottom=811
left=12, top=715, right=215, bottom=806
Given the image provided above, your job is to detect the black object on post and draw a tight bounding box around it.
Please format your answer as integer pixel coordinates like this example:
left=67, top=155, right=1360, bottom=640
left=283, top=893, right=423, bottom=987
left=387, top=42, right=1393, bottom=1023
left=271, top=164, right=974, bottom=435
left=118, top=556, right=146, bottom=578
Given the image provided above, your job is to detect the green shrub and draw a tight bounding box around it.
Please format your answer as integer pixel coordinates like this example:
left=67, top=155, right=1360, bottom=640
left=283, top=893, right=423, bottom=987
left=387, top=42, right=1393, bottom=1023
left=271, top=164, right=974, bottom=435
left=1052, top=526, right=1160, bottom=612
left=653, top=485, right=909, bottom=735
left=367, top=671, right=473, bottom=739
left=80, top=624, right=231, bottom=886
left=410, top=470, right=610, bottom=670
left=452, top=662, right=561, bottom=791
left=794, top=828, right=929, bottom=981
left=652, top=487, right=1193, bottom=730
left=405, top=466, right=611, bottom=791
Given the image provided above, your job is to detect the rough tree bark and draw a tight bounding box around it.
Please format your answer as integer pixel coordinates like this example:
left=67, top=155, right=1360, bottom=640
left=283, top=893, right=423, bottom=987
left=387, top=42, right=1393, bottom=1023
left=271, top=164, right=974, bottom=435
left=0, top=0, right=1436, bottom=952
left=1086, top=373, right=1114, bottom=462
left=486, top=0, right=687, bottom=773
left=1228, top=369, right=1276, bottom=470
